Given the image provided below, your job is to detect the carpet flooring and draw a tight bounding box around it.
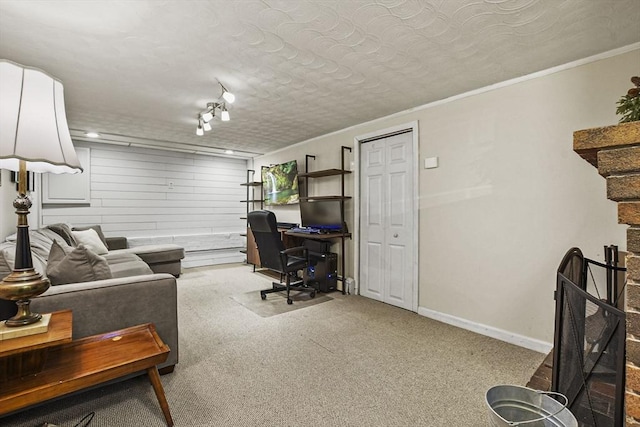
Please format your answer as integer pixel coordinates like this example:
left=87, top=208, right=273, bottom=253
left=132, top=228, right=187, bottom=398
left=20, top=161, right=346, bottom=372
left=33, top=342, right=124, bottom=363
left=1, top=264, right=545, bottom=426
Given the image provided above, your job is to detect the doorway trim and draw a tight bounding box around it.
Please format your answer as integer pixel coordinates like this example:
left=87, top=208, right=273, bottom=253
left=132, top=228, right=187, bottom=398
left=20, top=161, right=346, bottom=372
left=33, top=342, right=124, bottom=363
left=353, top=120, right=419, bottom=312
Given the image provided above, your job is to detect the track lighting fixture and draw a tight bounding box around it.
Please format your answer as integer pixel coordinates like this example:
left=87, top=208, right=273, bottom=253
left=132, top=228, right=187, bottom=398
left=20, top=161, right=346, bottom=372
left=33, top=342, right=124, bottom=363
left=195, top=82, right=235, bottom=136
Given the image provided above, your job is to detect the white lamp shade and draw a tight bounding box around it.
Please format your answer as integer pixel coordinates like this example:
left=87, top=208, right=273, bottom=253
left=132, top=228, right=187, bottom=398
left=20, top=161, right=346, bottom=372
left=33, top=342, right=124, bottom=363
left=222, top=91, right=235, bottom=104
left=0, top=60, right=83, bottom=174
left=202, top=111, right=214, bottom=123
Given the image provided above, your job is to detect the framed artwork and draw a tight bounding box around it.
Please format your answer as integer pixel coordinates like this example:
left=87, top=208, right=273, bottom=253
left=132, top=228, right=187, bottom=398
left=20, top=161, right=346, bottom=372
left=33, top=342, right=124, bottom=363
left=10, top=170, right=35, bottom=192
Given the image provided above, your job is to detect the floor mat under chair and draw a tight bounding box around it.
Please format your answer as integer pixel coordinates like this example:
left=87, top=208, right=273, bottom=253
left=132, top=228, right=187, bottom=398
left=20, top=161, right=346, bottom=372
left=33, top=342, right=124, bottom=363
left=230, top=290, right=332, bottom=317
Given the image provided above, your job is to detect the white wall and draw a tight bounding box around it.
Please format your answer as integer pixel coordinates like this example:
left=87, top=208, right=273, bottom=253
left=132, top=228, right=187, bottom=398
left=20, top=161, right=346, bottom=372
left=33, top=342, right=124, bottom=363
left=255, top=47, right=638, bottom=351
left=40, top=142, right=248, bottom=267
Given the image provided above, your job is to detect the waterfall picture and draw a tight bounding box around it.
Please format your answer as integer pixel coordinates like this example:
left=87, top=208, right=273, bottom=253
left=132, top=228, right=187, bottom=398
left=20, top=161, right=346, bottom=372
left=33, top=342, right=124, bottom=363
left=261, top=160, right=300, bottom=205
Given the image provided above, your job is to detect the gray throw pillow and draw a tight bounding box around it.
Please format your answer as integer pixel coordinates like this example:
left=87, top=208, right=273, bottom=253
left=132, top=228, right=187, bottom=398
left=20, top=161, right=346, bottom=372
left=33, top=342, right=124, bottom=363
left=46, top=240, right=112, bottom=285
left=46, top=223, right=77, bottom=246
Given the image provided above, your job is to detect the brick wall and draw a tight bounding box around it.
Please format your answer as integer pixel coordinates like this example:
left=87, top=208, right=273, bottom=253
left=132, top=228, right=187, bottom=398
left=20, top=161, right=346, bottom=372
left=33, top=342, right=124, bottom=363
left=574, top=121, right=640, bottom=425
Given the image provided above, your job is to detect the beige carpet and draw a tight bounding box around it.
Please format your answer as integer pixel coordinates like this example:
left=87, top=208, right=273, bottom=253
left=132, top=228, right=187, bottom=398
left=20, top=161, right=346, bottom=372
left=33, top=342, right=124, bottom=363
left=1, top=264, right=545, bottom=426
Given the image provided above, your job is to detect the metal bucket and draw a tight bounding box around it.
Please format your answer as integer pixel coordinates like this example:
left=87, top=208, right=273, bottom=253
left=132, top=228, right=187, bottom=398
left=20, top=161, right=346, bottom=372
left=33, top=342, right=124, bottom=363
left=486, top=385, right=577, bottom=427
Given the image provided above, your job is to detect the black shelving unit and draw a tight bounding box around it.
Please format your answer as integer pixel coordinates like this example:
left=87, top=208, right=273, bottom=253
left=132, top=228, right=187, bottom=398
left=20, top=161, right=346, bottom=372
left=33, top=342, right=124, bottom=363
left=240, top=170, right=263, bottom=266
left=297, top=146, right=352, bottom=294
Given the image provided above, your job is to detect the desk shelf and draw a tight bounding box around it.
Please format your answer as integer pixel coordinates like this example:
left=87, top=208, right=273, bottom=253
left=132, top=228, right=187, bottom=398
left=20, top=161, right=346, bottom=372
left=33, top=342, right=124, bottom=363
left=299, top=195, right=352, bottom=201
left=298, top=168, right=352, bottom=179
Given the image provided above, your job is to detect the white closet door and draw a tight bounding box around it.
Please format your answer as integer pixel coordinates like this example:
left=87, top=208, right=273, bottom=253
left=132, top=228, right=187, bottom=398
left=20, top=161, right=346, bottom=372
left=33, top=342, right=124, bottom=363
left=360, top=131, right=415, bottom=310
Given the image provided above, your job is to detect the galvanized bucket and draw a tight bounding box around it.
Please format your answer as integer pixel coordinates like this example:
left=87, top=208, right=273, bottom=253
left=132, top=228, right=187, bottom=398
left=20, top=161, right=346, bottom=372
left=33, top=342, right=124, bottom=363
left=486, top=385, right=577, bottom=427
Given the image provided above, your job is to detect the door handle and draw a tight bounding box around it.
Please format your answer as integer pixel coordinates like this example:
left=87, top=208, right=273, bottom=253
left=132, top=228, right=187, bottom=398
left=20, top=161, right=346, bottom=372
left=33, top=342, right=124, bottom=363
left=393, top=233, right=398, bottom=238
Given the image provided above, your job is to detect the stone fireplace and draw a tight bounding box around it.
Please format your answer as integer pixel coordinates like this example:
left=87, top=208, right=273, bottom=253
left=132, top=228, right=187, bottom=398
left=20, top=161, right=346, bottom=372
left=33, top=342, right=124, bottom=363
left=573, top=120, right=640, bottom=425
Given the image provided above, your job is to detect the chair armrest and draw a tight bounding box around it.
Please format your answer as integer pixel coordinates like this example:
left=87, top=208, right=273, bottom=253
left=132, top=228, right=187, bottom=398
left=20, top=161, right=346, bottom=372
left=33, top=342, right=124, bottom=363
left=106, top=236, right=128, bottom=250
left=280, top=246, right=309, bottom=271
left=281, top=246, right=308, bottom=257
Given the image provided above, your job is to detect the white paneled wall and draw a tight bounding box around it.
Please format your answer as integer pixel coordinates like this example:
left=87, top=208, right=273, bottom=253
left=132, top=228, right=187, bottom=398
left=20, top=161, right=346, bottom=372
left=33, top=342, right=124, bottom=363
left=41, top=142, right=247, bottom=267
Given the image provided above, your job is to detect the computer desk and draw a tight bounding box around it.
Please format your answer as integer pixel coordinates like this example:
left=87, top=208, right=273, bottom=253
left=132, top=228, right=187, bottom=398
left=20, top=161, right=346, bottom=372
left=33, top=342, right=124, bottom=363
left=284, top=231, right=351, bottom=240
left=284, top=230, right=352, bottom=294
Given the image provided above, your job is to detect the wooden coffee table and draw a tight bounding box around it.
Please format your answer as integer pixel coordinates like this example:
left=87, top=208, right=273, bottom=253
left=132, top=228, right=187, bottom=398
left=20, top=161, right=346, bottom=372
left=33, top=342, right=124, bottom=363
left=0, top=320, right=173, bottom=426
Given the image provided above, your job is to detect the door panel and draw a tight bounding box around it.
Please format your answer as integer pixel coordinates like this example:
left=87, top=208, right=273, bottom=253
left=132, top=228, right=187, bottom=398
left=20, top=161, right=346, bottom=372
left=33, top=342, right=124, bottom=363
left=360, top=131, right=415, bottom=310
left=387, top=243, right=406, bottom=303
left=367, top=175, right=383, bottom=226
left=389, top=172, right=406, bottom=227
left=363, top=241, right=383, bottom=299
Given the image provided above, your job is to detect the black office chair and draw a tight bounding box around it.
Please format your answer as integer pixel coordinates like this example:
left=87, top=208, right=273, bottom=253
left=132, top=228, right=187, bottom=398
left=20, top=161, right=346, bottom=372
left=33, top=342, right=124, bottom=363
left=248, top=210, right=316, bottom=304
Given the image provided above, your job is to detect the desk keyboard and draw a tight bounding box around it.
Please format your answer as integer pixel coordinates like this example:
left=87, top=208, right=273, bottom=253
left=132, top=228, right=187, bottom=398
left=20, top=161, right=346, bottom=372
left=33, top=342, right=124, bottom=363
left=290, top=227, right=321, bottom=234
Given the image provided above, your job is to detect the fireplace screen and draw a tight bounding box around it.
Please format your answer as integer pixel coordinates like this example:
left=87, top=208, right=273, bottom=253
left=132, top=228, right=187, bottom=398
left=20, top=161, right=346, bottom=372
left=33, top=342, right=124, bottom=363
left=552, top=273, right=625, bottom=426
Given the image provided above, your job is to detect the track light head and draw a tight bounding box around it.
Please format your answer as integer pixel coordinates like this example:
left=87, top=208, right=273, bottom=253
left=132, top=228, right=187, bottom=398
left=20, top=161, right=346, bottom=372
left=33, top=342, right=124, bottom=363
left=222, top=90, right=235, bottom=104
left=202, top=102, right=215, bottom=123
left=203, top=121, right=212, bottom=131
left=221, top=105, right=230, bottom=121
left=220, top=82, right=235, bottom=104
left=196, top=117, right=204, bottom=136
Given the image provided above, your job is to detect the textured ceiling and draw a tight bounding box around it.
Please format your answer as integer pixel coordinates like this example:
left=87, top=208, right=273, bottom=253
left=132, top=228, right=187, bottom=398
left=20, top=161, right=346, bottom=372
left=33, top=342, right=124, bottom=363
left=0, top=0, right=639, bottom=157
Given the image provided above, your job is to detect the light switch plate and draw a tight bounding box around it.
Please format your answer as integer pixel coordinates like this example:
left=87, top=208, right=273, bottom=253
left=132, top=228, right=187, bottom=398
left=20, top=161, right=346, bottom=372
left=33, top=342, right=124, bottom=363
left=424, top=157, right=439, bottom=169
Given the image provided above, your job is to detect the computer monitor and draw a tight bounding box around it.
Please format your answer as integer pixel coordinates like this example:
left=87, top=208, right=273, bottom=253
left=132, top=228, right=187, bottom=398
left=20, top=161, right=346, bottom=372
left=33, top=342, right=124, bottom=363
left=299, top=199, right=344, bottom=230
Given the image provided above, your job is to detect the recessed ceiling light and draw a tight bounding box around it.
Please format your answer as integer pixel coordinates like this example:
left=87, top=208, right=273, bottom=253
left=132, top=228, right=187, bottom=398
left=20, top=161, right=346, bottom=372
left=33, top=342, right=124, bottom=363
left=85, top=132, right=100, bottom=138
left=225, top=150, right=234, bottom=154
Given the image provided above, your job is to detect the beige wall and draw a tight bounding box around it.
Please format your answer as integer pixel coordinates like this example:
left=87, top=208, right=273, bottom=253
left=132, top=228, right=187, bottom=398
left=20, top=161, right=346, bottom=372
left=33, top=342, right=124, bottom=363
left=255, top=48, right=638, bottom=350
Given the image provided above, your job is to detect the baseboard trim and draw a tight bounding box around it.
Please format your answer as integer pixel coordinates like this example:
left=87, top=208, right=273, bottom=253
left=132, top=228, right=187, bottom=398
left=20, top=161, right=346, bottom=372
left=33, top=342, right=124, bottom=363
left=417, top=307, right=552, bottom=354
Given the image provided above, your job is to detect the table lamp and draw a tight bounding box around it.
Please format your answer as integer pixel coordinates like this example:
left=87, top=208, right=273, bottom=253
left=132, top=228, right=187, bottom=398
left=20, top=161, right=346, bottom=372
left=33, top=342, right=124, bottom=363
left=0, top=59, right=83, bottom=326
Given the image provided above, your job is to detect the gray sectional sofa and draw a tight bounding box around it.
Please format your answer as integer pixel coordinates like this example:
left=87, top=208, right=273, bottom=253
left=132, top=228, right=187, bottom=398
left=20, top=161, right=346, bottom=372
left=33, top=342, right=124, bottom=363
left=0, top=225, right=184, bottom=373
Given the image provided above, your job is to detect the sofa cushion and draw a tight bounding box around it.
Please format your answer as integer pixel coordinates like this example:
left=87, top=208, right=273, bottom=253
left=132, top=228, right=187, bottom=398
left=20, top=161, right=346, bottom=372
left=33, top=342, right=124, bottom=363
left=0, top=244, right=13, bottom=279
left=115, top=245, right=185, bottom=265
left=47, top=241, right=112, bottom=285
left=45, top=223, right=77, bottom=246
left=0, top=298, right=17, bottom=321
left=103, top=252, right=153, bottom=278
left=0, top=240, right=49, bottom=280
left=6, top=228, right=64, bottom=261
left=71, top=229, right=109, bottom=255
